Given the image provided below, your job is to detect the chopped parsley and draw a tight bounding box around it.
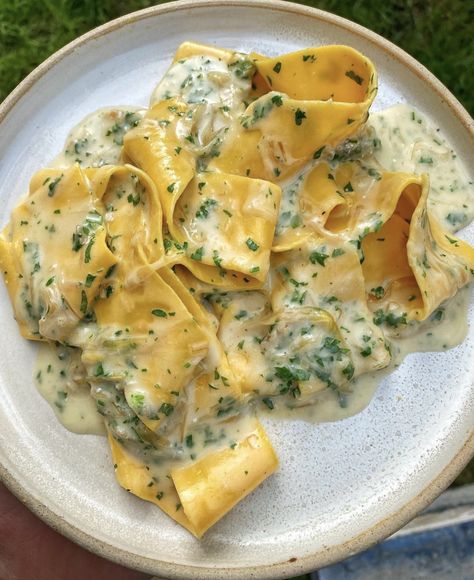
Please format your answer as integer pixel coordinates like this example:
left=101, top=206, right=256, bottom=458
left=151, top=309, right=167, bottom=317
left=345, top=70, right=364, bottom=85
left=370, top=286, right=385, bottom=299
left=373, top=310, right=407, bottom=327
left=294, top=108, right=307, bottom=126
left=262, top=397, right=274, bottom=410
left=79, top=290, right=88, bottom=314
left=196, top=198, right=217, bottom=219
left=313, top=146, right=325, bottom=159
left=343, top=182, right=354, bottom=192
left=234, top=310, right=247, bottom=320
left=47, top=175, right=63, bottom=197
left=246, top=238, right=259, bottom=251
left=159, top=402, right=174, bottom=416
left=85, top=274, right=96, bottom=288
left=190, top=246, right=204, bottom=261
left=309, top=250, right=329, bottom=266
left=271, top=94, right=283, bottom=106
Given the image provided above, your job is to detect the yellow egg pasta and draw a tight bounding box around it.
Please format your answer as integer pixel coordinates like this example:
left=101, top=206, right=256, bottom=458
left=1, top=41, right=472, bottom=538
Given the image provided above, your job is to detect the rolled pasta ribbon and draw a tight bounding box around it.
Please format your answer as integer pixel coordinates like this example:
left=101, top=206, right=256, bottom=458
left=362, top=175, right=474, bottom=321
left=171, top=419, right=278, bottom=538
left=273, top=163, right=425, bottom=252
left=210, top=45, right=377, bottom=181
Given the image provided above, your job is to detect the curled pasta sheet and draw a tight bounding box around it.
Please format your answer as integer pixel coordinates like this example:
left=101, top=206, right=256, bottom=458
left=209, top=45, right=377, bottom=181
left=171, top=419, right=278, bottom=538
left=123, top=100, right=282, bottom=288
left=173, top=173, right=281, bottom=285
left=109, top=432, right=198, bottom=535
left=273, top=161, right=425, bottom=251
left=2, top=40, right=474, bottom=539
left=216, top=234, right=391, bottom=407
left=0, top=165, right=117, bottom=341
left=362, top=175, right=474, bottom=321
left=270, top=239, right=390, bottom=378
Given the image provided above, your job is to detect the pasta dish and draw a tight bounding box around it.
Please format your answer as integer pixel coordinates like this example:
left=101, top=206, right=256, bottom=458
left=0, top=42, right=473, bottom=537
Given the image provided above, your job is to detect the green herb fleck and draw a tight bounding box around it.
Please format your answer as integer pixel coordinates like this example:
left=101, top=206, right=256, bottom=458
left=271, top=94, right=283, bottom=106
left=313, top=146, right=325, bottom=159
left=343, top=182, right=354, bottom=192
left=309, top=250, right=329, bottom=266
left=262, top=397, right=274, bottom=410
left=47, top=175, right=63, bottom=197
left=85, top=274, right=96, bottom=288
left=294, top=108, right=306, bottom=126
left=159, top=403, right=174, bottom=416
left=151, top=309, right=167, bottom=318
left=345, top=70, right=363, bottom=85
left=246, top=238, right=259, bottom=251
left=196, top=198, right=217, bottom=219
left=190, top=246, right=204, bottom=261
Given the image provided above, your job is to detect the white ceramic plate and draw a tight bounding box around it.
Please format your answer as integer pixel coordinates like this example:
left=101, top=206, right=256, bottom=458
left=0, top=1, right=473, bottom=578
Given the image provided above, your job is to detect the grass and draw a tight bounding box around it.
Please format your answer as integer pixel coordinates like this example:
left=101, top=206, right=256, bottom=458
left=0, top=0, right=472, bottom=491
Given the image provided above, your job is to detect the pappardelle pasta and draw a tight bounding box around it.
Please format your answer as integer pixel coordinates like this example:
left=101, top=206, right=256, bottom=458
left=1, top=42, right=473, bottom=538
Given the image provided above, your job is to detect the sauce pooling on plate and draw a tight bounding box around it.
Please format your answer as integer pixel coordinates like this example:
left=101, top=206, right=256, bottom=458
left=1, top=41, right=473, bottom=538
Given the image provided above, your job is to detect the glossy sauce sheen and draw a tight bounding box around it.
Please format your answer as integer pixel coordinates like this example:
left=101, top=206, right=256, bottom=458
left=10, top=43, right=470, bottom=537
left=35, top=103, right=472, bottom=431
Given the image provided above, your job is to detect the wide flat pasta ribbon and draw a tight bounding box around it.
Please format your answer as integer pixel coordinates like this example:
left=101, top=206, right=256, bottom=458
left=362, top=175, right=474, bottom=321
left=108, top=432, right=199, bottom=536
left=273, top=162, right=425, bottom=252
left=69, top=165, right=210, bottom=436
left=124, top=101, right=282, bottom=288
left=173, top=172, right=281, bottom=286
left=171, top=418, right=278, bottom=538
left=109, top=416, right=278, bottom=539
left=158, top=266, right=243, bottom=425
left=270, top=238, right=390, bottom=379
left=210, top=45, right=377, bottom=182
left=0, top=165, right=117, bottom=341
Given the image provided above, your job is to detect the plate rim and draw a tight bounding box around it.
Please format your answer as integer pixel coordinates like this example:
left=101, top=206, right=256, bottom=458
left=0, top=0, right=473, bottom=577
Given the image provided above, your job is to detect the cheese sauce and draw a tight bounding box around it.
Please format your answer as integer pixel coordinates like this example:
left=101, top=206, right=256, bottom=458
left=35, top=342, right=105, bottom=435
left=3, top=42, right=469, bottom=538
left=34, top=98, right=472, bottom=434
left=369, top=104, right=474, bottom=233
left=52, top=107, right=145, bottom=169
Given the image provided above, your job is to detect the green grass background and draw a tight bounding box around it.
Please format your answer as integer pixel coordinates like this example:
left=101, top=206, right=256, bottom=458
left=0, top=0, right=471, bottom=510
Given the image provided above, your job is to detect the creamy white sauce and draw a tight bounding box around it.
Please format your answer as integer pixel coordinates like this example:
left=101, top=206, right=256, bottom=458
left=150, top=53, right=254, bottom=167
left=260, top=285, right=470, bottom=423
left=392, top=284, right=469, bottom=358
left=33, top=91, right=472, bottom=446
left=150, top=54, right=252, bottom=112
left=370, top=104, right=474, bottom=233
left=52, top=107, right=145, bottom=169
left=35, top=342, right=105, bottom=435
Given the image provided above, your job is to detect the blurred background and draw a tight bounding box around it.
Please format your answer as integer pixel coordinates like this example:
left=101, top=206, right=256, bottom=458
left=0, top=1, right=473, bottom=578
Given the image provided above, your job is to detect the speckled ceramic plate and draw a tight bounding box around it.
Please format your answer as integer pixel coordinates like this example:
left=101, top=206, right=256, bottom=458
left=0, top=1, right=473, bottom=578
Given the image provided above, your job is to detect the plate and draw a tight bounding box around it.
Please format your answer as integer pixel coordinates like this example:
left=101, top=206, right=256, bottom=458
left=0, top=1, right=473, bottom=578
